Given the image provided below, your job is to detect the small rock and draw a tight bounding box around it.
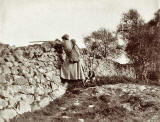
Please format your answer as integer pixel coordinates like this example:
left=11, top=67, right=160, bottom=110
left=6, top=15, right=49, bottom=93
left=35, top=95, right=41, bottom=101
left=38, top=68, right=46, bottom=73
left=5, top=62, right=13, bottom=67
left=139, top=86, right=146, bottom=91
left=13, top=75, right=28, bottom=85
left=42, top=43, right=51, bottom=52
left=13, top=62, right=19, bottom=66
left=0, top=89, right=11, bottom=99
left=35, top=86, right=45, bottom=95
left=0, top=118, right=5, bottom=122
left=23, top=72, right=31, bottom=78
left=16, top=101, right=31, bottom=114
left=2, top=65, right=11, bottom=74
left=56, top=70, right=60, bottom=75
left=34, top=76, right=41, bottom=83
left=0, top=109, right=17, bottom=121
left=49, top=87, right=66, bottom=100
left=122, top=103, right=132, bottom=111
left=46, top=72, right=54, bottom=80
left=52, top=75, right=61, bottom=83
left=28, top=78, right=36, bottom=85
left=0, top=98, right=8, bottom=109
left=8, top=55, right=15, bottom=62
left=78, top=119, right=84, bottom=122
left=24, top=61, right=30, bottom=67
left=20, top=85, right=35, bottom=94
left=60, top=107, right=66, bottom=111
left=0, top=57, right=5, bottom=64
left=44, top=87, right=52, bottom=95
left=50, top=82, right=59, bottom=91
left=11, top=67, right=19, bottom=75
left=0, top=74, right=7, bottom=84
left=14, top=49, right=23, bottom=56
left=37, top=61, right=45, bottom=67
left=21, top=94, right=34, bottom=104
left=74, top=100, right=80, bottom=106
left=0, top=67, right=3, bottom=74
left=28, top=67, right=35, bottom=77
left=46, top=66, right=53, bottom=72
left=16, top=56, right=25, bottom=63
left=39, top=97, right=51, bottom=108
left=88, top=105, right=95, bottom=108
left=31, top=102, right=41, bottom=111
left=29, top=51, right=35, bottom=59
left=62, top=116, right=71, bottom=119
left=6, top=85, right=21, bottom=95
left=5, top=75, right=14, bottom=85
left=36, top=73, right=45, bottom=82
left=21, top=65, right=29, bottom=73
left=8, top=95, right=21, bottom=108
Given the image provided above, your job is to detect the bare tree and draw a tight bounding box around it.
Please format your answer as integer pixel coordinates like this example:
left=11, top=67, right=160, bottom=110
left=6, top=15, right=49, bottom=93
left=84, top=28, right=121, bottom=59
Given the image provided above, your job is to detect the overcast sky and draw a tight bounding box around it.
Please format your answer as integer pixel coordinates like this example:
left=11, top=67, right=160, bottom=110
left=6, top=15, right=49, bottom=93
left=0, top=0, right=159, bottom=47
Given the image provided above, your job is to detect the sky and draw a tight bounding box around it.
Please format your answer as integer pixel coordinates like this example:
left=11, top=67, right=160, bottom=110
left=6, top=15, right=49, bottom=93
left=0, top=0, right=159, bottom=48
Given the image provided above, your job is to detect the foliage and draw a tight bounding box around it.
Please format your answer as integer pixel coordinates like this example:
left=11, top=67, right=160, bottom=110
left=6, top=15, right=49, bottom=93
left=84, top=28, right=121, bottom=59
left=117, top=9, right=160, bottom=81
left=117, top=9, right=144, bottom=41
left=83, top=28, right=123, bottom=72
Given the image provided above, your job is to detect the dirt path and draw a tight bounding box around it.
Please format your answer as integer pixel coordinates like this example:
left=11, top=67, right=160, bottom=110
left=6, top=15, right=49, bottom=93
left=11, top=83, right=160, bottom=122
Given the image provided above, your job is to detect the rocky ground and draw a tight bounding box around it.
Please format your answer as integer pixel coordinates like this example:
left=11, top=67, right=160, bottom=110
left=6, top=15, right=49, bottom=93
left=1, top=42, right=159, bottom=122
left=10, top=83, right=160, bottom=122
left=0, top=41, right=138, bottom=122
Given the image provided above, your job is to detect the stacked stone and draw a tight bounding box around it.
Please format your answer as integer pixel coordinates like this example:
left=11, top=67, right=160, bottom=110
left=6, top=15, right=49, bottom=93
left=114, top=62, right=136, bottom=78
left=82, top=54, right=136, bottom=78
left=0, top=41, right=66, bottom=122
left=0, top=41, right=136, bottom=121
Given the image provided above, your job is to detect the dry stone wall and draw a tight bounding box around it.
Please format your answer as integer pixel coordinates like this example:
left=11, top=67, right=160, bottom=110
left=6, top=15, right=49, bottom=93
left=0, top=41, right=136, bottom=121
left=0, top=41, right=66, bottom=121
left=82, top=55, right=136, bottom=79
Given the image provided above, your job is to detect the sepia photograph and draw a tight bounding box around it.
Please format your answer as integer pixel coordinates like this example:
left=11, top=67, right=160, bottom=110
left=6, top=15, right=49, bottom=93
left=0, top=0, right=160, bottom=121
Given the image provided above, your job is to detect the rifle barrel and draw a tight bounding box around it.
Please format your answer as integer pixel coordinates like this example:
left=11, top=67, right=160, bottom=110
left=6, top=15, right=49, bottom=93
left=29, top=41, right=53, bottom=43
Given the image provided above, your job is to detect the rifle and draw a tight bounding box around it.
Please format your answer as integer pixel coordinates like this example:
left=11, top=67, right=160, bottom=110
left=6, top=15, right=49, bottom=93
left=29, top=41, right=54, bottom=43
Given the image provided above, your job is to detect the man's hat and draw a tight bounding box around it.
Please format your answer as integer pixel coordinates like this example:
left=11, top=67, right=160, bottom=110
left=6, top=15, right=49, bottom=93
left=62, top=34, right=69, bottom=40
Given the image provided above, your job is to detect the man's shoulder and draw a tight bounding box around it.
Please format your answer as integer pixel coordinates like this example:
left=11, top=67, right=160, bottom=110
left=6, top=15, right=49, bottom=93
left=70, top=39, right=76, bottom=46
